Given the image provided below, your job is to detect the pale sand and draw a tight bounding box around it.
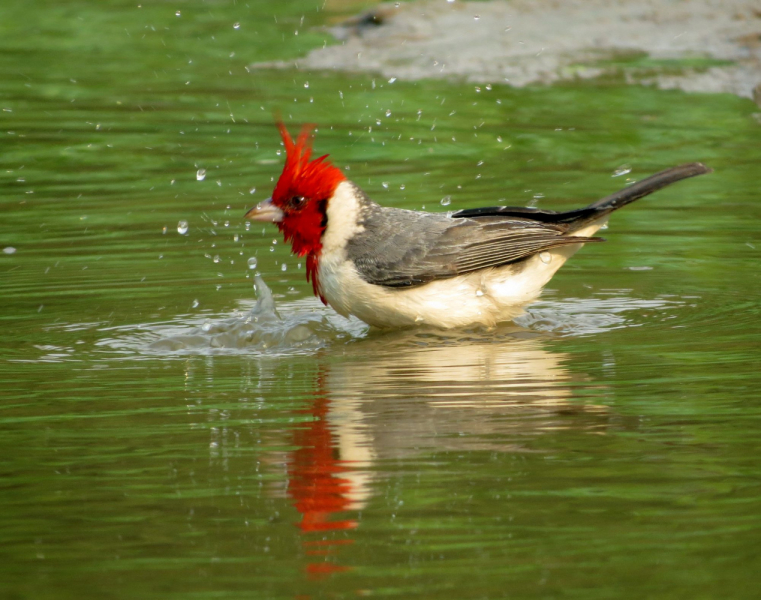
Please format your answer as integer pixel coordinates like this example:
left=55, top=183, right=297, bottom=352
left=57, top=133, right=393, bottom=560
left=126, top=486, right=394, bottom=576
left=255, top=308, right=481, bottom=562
left=255, top=0, right=761, bottom=100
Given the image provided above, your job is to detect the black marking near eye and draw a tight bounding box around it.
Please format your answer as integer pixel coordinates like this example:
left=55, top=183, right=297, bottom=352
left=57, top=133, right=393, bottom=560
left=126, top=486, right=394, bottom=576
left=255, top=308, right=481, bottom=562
left=318, top=199, right=328, bottom=229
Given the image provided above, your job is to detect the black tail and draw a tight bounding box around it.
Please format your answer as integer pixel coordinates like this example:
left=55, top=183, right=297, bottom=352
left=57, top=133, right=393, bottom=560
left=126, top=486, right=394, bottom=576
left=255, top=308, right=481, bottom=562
left=452, top=162, right=712, bottom=228
left=585, top=162, right=711, bottom=212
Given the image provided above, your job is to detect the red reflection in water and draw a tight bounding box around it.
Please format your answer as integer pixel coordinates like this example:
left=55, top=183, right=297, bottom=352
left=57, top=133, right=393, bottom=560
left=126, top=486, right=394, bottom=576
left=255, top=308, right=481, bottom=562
left=288, top=393, right=357, bottom=579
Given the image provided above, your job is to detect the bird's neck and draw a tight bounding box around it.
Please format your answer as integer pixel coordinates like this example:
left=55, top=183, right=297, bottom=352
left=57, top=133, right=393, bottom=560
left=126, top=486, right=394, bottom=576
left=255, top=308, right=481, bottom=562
left=287, top=180, right=375, bottom=305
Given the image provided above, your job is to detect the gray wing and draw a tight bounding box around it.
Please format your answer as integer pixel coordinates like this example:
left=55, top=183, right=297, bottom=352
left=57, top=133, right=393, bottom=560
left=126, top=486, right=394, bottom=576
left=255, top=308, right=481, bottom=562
left=347, top=206, right=603, bottom=288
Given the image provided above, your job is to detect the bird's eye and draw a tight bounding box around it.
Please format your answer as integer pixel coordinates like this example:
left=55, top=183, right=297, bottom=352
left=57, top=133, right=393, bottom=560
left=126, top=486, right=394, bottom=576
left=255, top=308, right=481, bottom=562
left=288, top=195, right=307, bottom=210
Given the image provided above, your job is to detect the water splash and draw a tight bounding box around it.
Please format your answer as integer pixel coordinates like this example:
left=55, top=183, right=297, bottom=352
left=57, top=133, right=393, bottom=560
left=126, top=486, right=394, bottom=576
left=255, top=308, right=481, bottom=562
left=51, top=282, right=685, bottom=362
left=516, top=294, right=682, bottom=336
left=97, top=277, right=364, bottom=357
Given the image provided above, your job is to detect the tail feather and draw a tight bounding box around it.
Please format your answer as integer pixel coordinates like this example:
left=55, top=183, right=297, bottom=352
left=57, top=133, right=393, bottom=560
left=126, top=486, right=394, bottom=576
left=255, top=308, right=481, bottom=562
left=586, top=162, right=711, bottom=212
left=451, top=162, right=712, bottom=228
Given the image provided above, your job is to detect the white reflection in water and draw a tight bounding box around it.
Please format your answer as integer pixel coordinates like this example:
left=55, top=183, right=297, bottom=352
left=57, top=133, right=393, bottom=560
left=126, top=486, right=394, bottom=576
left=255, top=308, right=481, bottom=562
left=257, top=328, right=613, bottom=577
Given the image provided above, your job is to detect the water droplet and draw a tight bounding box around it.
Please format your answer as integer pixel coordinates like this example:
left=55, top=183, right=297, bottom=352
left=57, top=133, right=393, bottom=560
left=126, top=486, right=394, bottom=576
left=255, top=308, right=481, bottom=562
left=485, top=84, right=492, bottom=91
left=304, top=81, right=309, bottom=89
left=474, top=15, right=480, bottom=21
left=3, top=246, right=16, bottom=255
left=233, top=234, right=239, bottom=242
left=613, top=165, right=632, bottom=177
left=388, top=77, right=397, bottom=84
left=385, top=109, right=392, bottom=117
left=382, top=182, right=389, bottom=189
left=475, top=289, right=484, bottom=297
left=192, top=299, right=199, bottom=308
left=177, top=220, right=189, bottom=235
left=247, top=257, right=258, bottom=270
left=201, top=320, right=212, bottom=332
left=162, top=226, right=167, bottom=234
left=400, top=184, right=405, bottom=190
left=414, top=315, right=424, bottom=323
left=249, top=187, right=256, bottom=194
left=175, top=10, right=181, bottom=17
left=233, top=22, right=241, bottom=30
left=475, top=86, right=481, bottom=93
left=245, top=221, right=251, bottom=231
left=224, top=220, right=229, bottom=227
left=539, top=252, right=551, bottom=264
left=376, top=119, right=382, bottom=126
left=213, top=255, right=220, bottom=263
left=281, top=263, right=287, bottom=272
left=196, top=168, right=206, bottom=181
left=497, top=136, right=503, bottom=142
left=440, top=195, right=451, bottom=206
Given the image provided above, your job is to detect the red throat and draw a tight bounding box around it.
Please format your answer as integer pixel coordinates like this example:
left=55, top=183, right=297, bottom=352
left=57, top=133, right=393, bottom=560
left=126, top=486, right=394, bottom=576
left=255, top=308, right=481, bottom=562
left=272, top=122, right=345, bottom=303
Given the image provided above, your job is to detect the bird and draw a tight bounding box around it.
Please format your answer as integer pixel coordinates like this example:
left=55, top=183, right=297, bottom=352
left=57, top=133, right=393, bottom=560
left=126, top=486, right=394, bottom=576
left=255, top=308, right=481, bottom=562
left=245, top=123, right=710, bottom=329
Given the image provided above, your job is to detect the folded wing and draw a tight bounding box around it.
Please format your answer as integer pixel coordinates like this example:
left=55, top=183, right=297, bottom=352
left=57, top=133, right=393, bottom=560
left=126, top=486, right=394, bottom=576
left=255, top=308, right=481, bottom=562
left=348, top=208, right=601, bottom=288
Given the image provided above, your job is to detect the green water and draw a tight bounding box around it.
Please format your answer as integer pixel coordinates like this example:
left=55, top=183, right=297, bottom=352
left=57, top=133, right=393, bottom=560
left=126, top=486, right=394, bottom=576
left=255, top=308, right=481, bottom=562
left=2, top=1, right=761, bottom=598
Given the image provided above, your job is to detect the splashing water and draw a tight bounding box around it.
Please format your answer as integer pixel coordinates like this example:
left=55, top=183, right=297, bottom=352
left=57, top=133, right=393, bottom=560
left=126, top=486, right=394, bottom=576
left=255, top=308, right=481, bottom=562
left=97, top=277, right=364, bottom=357
left=86, top=277, right=685, bottom=360
left=516, top=294, right=683, bottom=336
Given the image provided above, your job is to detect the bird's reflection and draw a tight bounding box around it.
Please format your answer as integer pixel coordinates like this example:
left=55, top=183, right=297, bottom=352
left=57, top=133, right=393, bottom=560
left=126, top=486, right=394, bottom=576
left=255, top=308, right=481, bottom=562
left=281, top=327, right=609, bottom=578
left=288, top=387, right=356, bottom=580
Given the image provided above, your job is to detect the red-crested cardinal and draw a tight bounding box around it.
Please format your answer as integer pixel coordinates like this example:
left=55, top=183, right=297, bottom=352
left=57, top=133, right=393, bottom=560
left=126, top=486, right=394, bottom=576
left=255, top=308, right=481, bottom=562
left=245, top=123, right=710, bottom=329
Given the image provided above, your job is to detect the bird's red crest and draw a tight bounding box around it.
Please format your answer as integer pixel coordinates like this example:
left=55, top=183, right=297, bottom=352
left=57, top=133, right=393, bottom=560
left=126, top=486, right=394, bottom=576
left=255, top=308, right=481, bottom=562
left=271, top=123, right=345, bottom=304
left=272, top=122, right=345, bottom=212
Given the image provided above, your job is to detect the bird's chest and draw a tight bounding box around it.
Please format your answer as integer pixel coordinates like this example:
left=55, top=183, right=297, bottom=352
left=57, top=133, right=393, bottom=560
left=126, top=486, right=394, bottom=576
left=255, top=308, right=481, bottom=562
left=315, top=250, right=373, bottom=318
left=315, top=251, right=489, bottom=328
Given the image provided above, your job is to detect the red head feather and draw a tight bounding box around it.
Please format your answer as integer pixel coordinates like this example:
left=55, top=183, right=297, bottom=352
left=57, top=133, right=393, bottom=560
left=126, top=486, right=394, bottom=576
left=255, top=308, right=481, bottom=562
left=271, top=123, right=345, bottom=303
left=272, top=123, right=345, bottom=208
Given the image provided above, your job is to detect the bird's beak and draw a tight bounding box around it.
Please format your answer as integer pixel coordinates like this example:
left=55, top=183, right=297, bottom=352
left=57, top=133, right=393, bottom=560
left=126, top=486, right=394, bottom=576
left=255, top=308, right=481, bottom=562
left=244, top=197, right=284, bottom=223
